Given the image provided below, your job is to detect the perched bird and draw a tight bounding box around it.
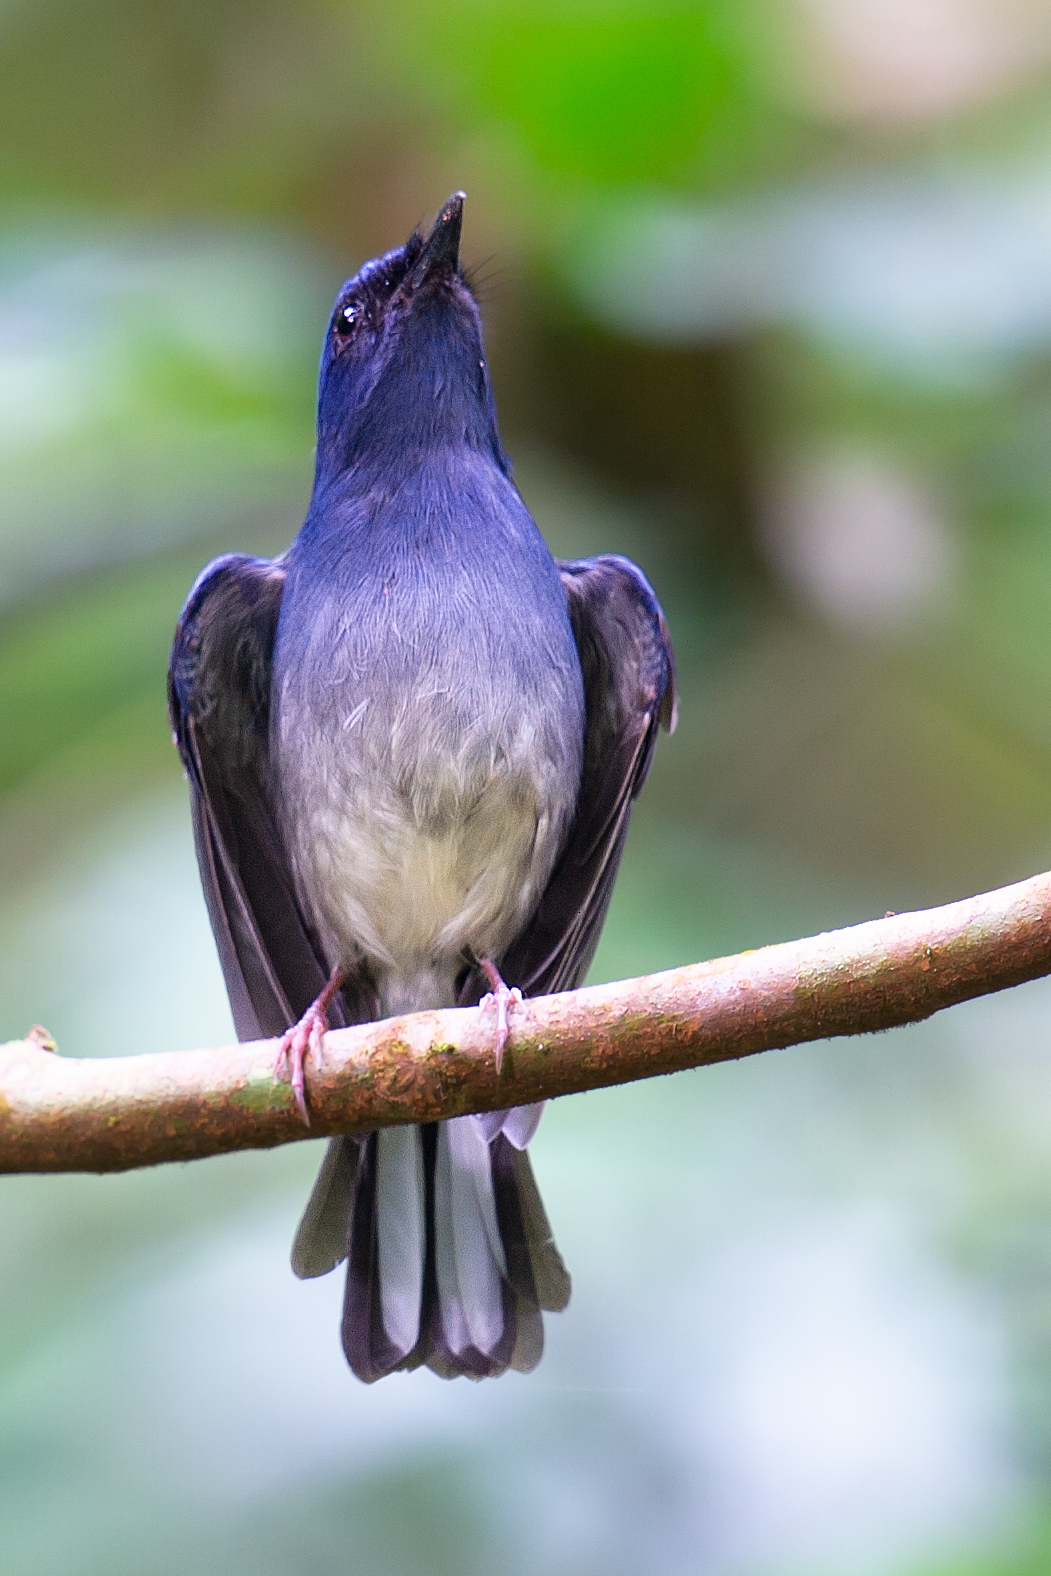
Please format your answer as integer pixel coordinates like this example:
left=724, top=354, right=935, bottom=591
left=168, top=193, right=676, bottom=1382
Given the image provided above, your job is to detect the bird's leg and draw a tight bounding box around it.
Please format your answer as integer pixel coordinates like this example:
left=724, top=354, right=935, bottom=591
left=478, top=958, right=523, bottom=1074
left=275, top=967, right=345, bottom=1125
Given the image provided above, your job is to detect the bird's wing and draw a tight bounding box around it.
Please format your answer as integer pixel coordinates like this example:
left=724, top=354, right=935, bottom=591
left=168, top=552, right=375, bottom=1042
left=497, top=553, right=677, bottom=999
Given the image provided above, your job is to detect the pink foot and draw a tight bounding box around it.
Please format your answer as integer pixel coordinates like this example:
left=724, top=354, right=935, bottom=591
left=478, top=958, right=523, bottom=1074
left=275, top=969, right=344, bottom=1125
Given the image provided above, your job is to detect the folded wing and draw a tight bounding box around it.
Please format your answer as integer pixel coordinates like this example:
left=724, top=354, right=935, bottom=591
left=168, top=552, right=377, bottom=1041
left=498, top=552, right=677, bottom=999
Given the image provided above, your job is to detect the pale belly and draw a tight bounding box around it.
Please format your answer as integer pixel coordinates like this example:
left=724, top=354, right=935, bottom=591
left=271, top=538, right=586, bottom=1015
left=277, top=728, right=571, bottom=1017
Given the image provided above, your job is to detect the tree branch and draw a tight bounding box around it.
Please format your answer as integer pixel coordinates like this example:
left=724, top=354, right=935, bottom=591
left=3, top=869, right=1051, bottom=1175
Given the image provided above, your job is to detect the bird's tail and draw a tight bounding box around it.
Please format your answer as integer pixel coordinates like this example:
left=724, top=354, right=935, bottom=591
left=291, top=1113, right=571, bottom=1381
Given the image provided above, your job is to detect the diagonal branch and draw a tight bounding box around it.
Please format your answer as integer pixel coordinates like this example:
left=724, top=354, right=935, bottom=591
left=3, top=869, right=1051, bottom=1175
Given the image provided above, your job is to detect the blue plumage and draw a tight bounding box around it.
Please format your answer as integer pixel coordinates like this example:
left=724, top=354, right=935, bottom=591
left=169, top=193, right=676, bottom=1381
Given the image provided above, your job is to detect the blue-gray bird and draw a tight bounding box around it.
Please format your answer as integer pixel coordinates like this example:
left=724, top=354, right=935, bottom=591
left=168, top=193, right=676, bottom=1381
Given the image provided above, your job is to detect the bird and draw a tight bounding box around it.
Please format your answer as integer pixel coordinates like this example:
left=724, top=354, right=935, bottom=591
left=168, top=192, right=676, bottom=1382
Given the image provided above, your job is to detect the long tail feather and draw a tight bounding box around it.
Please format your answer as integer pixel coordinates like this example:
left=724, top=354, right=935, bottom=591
left=436, top=1117, right=506, bottom=1357
left=375, top=1125, right=426, bottom=1356
left=308, top=1112, right=568, bottom=1382
left=290, top=1136, right=359, bottom=1279
left=342, top=1135, right=420, bottom=1382
left=501, top=1141, right=572, bottom=1312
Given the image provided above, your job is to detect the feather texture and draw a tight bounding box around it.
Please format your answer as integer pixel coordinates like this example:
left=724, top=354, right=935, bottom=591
left=169, top=544, right=673, bottom=1380
left=290, top=1136, right=359, bottom=1279
left=376, top=1125, right=426, bottom=1355
left=168, top=201, right=675, bottom=1384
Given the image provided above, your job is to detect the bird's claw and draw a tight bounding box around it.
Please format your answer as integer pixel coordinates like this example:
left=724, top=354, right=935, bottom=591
left=275, top=969, right=344, bottom=1125
left=479, top=977, right=523, bottom=1074
left=275, top=1005, right=330, bottom=1125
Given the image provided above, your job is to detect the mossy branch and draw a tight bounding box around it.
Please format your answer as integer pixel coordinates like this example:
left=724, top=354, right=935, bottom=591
left=3, top=870, right=1051, bottom=1174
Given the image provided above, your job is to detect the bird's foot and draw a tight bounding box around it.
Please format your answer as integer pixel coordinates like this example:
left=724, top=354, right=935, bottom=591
left=478, top=958, right=522, bottom=1075
left=275, top=969, right=344, bottom=1125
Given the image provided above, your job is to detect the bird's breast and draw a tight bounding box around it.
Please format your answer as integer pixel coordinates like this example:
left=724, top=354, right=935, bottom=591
left=271, top=568, right=584, bottom=1009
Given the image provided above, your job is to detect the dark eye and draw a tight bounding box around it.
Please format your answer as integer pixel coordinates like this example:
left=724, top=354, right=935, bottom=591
left=334, top=303, right=359, bottom=339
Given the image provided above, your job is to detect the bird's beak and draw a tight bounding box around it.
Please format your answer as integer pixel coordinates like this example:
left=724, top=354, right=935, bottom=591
left=413, top=191, right=465, bottom=283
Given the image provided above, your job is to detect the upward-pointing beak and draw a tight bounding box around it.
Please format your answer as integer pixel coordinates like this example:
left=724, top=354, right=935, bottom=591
left=414, top=191, right=465, bottom=282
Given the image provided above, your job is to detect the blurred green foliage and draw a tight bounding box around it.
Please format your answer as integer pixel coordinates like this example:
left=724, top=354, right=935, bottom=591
left=0, top=0, right=806, bottom=233
left=415, top=2, right=783, bottom=188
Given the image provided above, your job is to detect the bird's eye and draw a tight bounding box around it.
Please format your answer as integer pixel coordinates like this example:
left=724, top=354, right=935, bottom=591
left=334, top=303, right=359, bottom=339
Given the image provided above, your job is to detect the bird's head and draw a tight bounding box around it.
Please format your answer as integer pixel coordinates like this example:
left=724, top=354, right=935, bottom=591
left=313, top=192, right=508, bottom=486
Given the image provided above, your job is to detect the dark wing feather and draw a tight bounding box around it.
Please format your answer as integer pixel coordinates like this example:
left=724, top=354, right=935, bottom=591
left=496, top=553, right=676, bottom=1000
left=170, top=553, right=377, bottom=1287
left=167, top=552, right=376, bottom=1040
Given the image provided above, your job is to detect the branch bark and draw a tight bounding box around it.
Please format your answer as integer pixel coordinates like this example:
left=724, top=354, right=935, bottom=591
left=4, top=869, right=1051, bottom=1175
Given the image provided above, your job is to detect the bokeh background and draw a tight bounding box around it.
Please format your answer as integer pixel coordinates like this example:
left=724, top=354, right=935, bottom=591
left=4, top=1, right=1051, bottom=1571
